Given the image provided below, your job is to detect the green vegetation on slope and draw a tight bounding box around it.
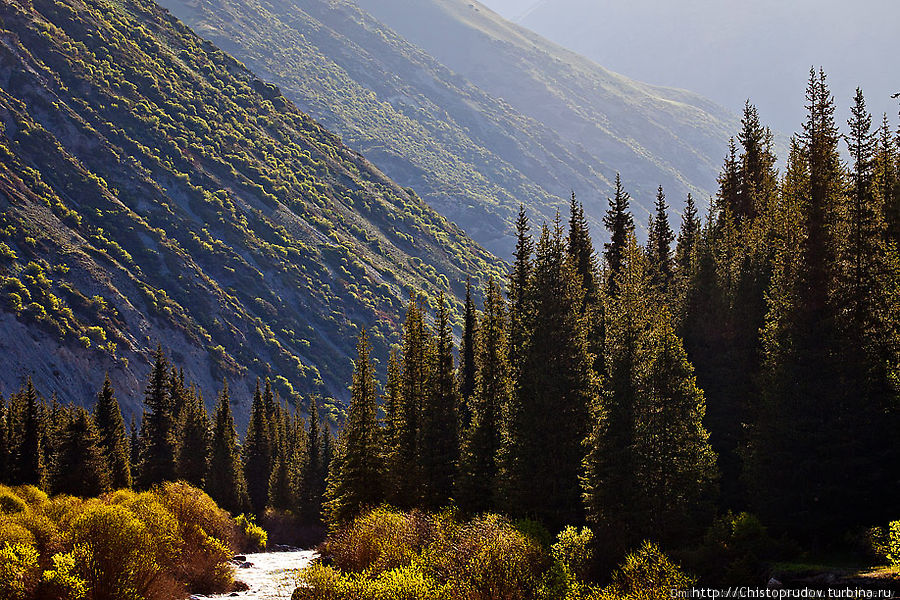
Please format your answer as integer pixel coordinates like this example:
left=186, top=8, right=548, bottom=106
left=157, top=0, right=738, bottom=255
left=0, top=0, right=503, bottom=415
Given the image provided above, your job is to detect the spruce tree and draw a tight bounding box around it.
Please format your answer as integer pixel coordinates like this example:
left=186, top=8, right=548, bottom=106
left=717, top=138, right=740, bottom=217
left=746, top=70, right=892, bottom=539
left=508, top=205, right=533, bottom=381
left=325, top=330, right=383, bottom=524
left=52, top=407, right=111, bottom=497
left=15, top=378, right=46, bottom=488
left=457, top=276, right=508, bottom=514
left=460, top=278, right=478, bottom=430
left=603, top=174, right=635, bottom=293
left=175, top=388, right=210, bottom=488
left=585, top=237, right=717, bottom=556
left=0, top=395, right=7, bottom=483
left=503, top=216, right=596, bottom=528
left=647, top=185, right=675, bottom=290
left=268, top=407, right=300, bottom=512
left=675, top=193, right=702, bottom=284
left=207, top=381, right=248, bottom=514
left=386, top=296, right=430, bottom=509
left=94, top=374, right=132, bottom=489
left=568, top=192, right=598, bottom=307
left=300, top=395, right=326, bottom=523
left=244, top=381, right=273, bottom=514
left=875, top=114, right=899, bottom=245
left=138, top=345, right=177, bottom=487
left=419, top=294, right=459, bottom=510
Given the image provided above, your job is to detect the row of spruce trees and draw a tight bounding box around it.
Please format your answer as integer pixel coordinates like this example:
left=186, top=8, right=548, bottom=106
left=0, top=350, right=332, bottom=522
left=325, top=70, right=900, bottom=557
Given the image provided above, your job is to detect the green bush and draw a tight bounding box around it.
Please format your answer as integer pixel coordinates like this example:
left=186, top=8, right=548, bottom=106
left=0, top=542, right=40, bottom=600
left=0, top=520, right=36, bottom=547
left=0, top=489, right=27, bottom=515
left=38, top=551, right=87, bottom=600
left=593, top=541, right=694, bottom=600
left=888, top=520, right=900, bottom=568
left=325, top=508, right=434, bottom=573
left=235, top=513, right=268, bottom=552
left=69, top=503, right=162, bottom=600
left=307, top=509, right=547, bottom=600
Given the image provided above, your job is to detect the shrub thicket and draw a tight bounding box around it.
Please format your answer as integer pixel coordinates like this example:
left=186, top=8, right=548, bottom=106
left=296, top=508, right=692, bottom=600
left=0, top=483, right=243, bottom=599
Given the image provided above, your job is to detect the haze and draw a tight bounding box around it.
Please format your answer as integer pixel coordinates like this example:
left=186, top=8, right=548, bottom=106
left=481, top=0, right=899, bottom=136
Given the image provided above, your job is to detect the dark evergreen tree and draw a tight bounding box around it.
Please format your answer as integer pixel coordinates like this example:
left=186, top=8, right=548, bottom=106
left=137, top=345, right=177, bottom=487
left=568, top=192, right=598, bottom=307
left=385, top=296, right=430, bottom=509
left=207, top=381, right=248, bottom=513
left=52, top=407, right=111, bottom=497
left=419, top=294, right=459, bottom=510
left=875, top=114, right=899, bottom=245
left=325, top=330, right=383, bottom=524
left=717, top=137, right=740, bottom=217
left=459, top=278, right=478, bottom=430
left=585, top=237, right=717, bottom=557
left=0, top=395, right=7, bottom=483
left=603, top=174, right=635, bottom=293
left=94, top=374, right=132, bottom=489
left=502, top=216, right=595, bottom=528
left=746, top=70, right=895, bottom=539
left=300, top=395, right=326, bottom=523
left=508, top=205, right=533, bottom=381
left=675, top=193, right=702, bottom=285
left=243, top=381, right=273, bottom=514
left=457, top=277, right=508, bottom=513
left=175, top=388, right=210, bottom=488
left=647, top=185, right=675, bottom=290
left=14, top=378, right=46, bottom=488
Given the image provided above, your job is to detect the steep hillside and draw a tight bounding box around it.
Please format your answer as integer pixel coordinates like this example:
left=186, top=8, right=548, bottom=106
left=156, top=0, right=737, bottom=250
left=503, top=0, right=898, bottom=135
left=0, top=0, right=502, bottom=420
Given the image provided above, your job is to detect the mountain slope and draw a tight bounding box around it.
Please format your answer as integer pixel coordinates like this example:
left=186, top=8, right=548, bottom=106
left=156, top=0, right=737, bottom=249
left=501, top=0, right=898, bottom=136
left=0, top=0, right=502, bottom=420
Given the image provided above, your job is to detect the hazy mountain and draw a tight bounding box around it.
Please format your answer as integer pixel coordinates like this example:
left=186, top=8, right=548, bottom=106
left=158, top=0, right=738, bottom=247
left=0, top=0, right=502, bottom=420
left=485, top=0, right=899, bottom=136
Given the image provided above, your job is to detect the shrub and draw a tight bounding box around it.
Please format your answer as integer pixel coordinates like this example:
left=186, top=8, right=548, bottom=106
left=13, top=485, right=49, bottom=508
left=0, top=520, right=36, bottom=548
left=294, top=564, right=447, bottom=600
left=888, top=520, right=900, bottom=568
left=553, top=526, right=595, bottom=583
left=326, top=508, right=436, bottom=574
left=38, top=551, right=87, bottom=600
left=594, top=541, right=694, bottom=600
left=434, top=514, right=547, bottom=600
left=0, top=542, right=40, bottom=600
left=0, top=489, right=27, bottom=515
left=69, top=503, right=162, bottom=600
left=235, top=513, right=268, bottom=552
left=155, top=482, right=236, bottom=548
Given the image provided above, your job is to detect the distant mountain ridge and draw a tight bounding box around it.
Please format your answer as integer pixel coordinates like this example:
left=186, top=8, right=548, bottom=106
left=0, top=0, right=502, bottom=420
left=157, top=0, right=739, bottom=249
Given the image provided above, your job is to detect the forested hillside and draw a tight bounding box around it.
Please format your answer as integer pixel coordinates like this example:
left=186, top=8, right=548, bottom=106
left=321, top=75, right=900, bottom=593
left=0, top=0, right=502, bottom=417
left=156, top=0, right=737, bottom=254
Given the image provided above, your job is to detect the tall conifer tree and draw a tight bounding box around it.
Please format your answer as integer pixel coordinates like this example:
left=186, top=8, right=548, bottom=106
left=94, top=374, right=132, bottom=489
left=603, top=174, right=635, bottom=294
left=419, top=295, right=459, bottom=510
left=207, top=381, right=248, bottom=513
left=138, top=345, right=177, bottom=487
left=325, top=330, right=383, bottom=524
